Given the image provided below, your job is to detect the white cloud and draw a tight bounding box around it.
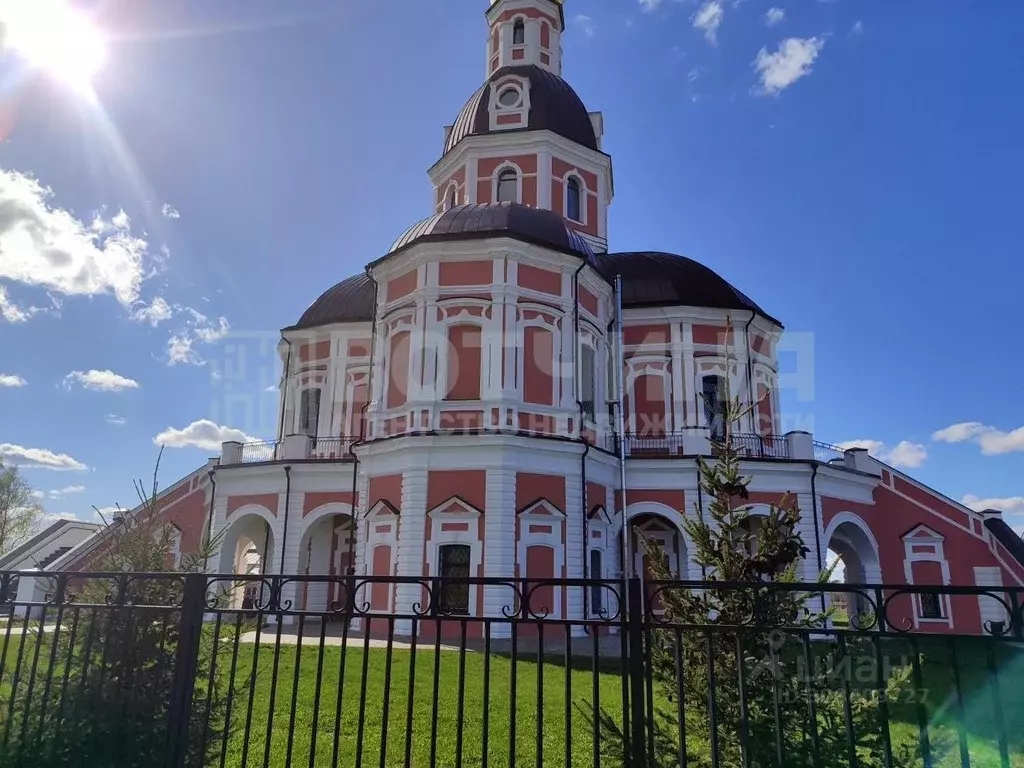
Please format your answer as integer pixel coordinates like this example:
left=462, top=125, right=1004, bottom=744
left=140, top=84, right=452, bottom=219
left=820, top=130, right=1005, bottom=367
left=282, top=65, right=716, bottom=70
left=48, top=484, right=85, bottom=499
left=154, top=419, right=257, bottom=452
left=167, top=333, right=202, bottom=366
left=0, top=443, right=87, bottom=471
left=834, top=439, right=927, bottom=469
left=850, top=20, right=864, bottom=36
left=573, top=14, right=596, bottom=38
left=0, top=374, right=26, bottom=387
left=64, top=369, right=140, bottom=392
left=166, top=311, right=230, bottom=366
left=0, top=284, right=28, bottom=322
left=639, top=0, right=662, bottom=11
left=754, top=36, right=825, bottom=95
left=106, top=413, right=126, bottom=425
left=0, top=169, right=156, bottom=307
left=932, top=421, right=1024, bottom=456
left=693, top=1, right=724, bottom=44
left=130, top=296, right=173, bottom=326
left=764, top=7, right=785, bottom=26
left=883, top=441, right=928, bottom=469
left=161, top=203, right=180, bottom=220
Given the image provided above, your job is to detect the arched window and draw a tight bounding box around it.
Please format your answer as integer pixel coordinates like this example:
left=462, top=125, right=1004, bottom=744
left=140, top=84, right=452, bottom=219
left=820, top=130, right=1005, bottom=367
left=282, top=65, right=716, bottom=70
left=702, top=375, right=726, bottom=441
left=446, top=186, right=457, bottom=210
left=513, top=19, right=525, bottom=45
left=566, top=177, right=582, bottom=222
left=299, top=388, right=321, bottom=436
left=496, top=169, right=518, bottom=203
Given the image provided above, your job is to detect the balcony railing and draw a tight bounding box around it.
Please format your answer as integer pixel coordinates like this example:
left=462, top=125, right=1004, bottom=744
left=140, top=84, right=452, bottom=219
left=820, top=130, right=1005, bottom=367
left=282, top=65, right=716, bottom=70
left=238, top=440, right=280, bottom=463
left=813, top=440, right=846, bottom=464
left=310, top=436, right=357, bottom=459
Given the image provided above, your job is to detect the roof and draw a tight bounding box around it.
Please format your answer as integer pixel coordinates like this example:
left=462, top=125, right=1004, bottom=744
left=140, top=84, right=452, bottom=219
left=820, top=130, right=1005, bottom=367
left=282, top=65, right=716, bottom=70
left=595, top=251, right=782, bottom=327
left=444, top=65, right=598, bottom=156
left=0, top=519, right=99, bottom=570
left=985, top=517, right=1024, bottom=568
left=384, top=202, right=595, bottom=263
left=288, top=273, right=376, bottom=330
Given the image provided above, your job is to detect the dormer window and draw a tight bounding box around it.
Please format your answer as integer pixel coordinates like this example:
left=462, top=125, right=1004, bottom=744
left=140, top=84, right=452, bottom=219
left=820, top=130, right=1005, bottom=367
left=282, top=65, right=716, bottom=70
left=497, top=169, right=518, bottom=203
left=512, top=19, right=525, bottom=45
left=497, top=86, right=522, bottom=108
left=566, top=177, right=582, bottom=222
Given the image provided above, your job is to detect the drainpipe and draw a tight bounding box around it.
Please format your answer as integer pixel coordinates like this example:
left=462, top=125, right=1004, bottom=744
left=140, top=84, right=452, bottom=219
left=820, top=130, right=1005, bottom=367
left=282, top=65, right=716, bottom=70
left=810, top=461, right=826, bottom=612
left=614, top=274, right=630, bottom=579
left=695, top=460, right=707, bottom=579
left=277, top=337, right=293, bottom=441
left=347, top=267, right=381, bottom=573
left=201, top=469, right=217, bottom=572
left=743, top=312, right=756, bottom=436
left=279, top=465, right=292, bottom=575
left=571, top=259, right=591, bottom=615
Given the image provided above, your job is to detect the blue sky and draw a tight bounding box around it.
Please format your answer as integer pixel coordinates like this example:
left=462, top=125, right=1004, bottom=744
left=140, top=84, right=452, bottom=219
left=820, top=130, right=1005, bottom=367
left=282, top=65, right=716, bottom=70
left=0, top=0, right=1021, bottom=531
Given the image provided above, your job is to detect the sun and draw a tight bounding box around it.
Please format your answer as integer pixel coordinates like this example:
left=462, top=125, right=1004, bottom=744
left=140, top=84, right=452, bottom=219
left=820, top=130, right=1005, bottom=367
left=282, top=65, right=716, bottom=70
left=1, top=0, right=107, bottom=93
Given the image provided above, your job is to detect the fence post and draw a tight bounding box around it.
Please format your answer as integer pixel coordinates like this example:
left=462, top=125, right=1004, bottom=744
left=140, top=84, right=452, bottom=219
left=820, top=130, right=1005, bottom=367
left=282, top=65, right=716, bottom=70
left=165, top=573, right=208, bottom=768
left=626, top=577, right=647, bottom=768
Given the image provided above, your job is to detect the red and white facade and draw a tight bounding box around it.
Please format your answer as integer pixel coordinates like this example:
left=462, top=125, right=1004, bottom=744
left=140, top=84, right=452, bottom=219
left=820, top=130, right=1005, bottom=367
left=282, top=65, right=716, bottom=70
left=59, top=0, right=1023, bottom=635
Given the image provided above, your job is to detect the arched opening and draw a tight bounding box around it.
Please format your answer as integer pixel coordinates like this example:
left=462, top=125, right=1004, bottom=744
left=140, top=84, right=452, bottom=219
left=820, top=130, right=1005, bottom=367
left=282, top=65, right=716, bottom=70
left=825, top=517, right=881, bottom=628
left=496, top=169, right=518, bottom=203
left=445, top=185, right=458, bottom=210
left=623, top=510, right=688, bottom=614
left=297, top=509, right=355, bottom=613
left=566, top=176, right=582, bottom=222
left=580, top=343, right=596, bottom=421
left=217, top=512, right=276, bottom=610
left=512, top=19, right=525, bottom=45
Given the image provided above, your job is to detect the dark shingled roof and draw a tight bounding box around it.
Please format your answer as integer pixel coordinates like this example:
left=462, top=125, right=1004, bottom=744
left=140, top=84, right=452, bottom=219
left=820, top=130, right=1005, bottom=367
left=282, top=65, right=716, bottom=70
left=444, top=65, right=598, bottom=155
left=384, top=202, right=595, bottom=262
left=288, top=273, right=376, bottom=329
left=595, top=251, right=782, bottom=327
left=985, top=517, right=1024, bottom=568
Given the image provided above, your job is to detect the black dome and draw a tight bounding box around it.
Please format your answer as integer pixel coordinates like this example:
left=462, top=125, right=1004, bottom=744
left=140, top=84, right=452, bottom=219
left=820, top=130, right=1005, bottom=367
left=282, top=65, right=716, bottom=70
left=596, top=251, right=782, bottom=327
left=288, top=273, right=375, bottom=330
left=444, top=65, right=599, bottom=155
left=383, top=202, right=595, bottom=262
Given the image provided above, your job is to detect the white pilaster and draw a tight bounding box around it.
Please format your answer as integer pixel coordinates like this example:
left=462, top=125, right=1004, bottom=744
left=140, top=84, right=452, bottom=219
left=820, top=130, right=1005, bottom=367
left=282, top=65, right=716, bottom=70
left=395, top=469, right=428, bottom=635
left=681, top=322, right=695, bottom=427
left=564, top=470, right=585, bottom=634
left=669, top=323, right=685, bottom=432
left=484, top=468, right=516, bottom=637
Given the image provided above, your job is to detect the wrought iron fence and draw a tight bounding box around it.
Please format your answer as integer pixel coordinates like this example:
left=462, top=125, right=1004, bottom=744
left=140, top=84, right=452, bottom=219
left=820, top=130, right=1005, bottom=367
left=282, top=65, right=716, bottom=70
left=814, top=440, right=846, bottom=464
left=0, top=572, right=1021, bottom=768
left=731, top=433, right=790, bottom=459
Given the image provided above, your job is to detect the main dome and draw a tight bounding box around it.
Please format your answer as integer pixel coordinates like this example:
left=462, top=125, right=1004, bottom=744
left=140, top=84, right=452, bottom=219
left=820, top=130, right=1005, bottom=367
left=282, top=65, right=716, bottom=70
left=596, top=251, right=782, bottom=326
left=384, top=202, right=594, bottom=261
left=444, top=65, right=599, bottom=155
left=288, top=273, right=375, bottom=330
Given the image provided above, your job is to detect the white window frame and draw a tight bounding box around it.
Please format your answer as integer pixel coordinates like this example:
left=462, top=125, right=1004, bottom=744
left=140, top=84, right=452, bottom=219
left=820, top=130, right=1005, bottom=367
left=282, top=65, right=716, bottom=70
left=493, top=163, right=522, bottom=204
left=902, top=526, right=952, bottom=628
left=563, top=173, right=586, bottom=224
left=427, top=497, right=483, bottom=616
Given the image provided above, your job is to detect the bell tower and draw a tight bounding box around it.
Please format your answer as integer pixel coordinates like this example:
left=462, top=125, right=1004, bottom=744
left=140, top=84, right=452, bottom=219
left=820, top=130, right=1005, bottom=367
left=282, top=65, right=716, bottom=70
left=485, top=0, right=564, bottom=77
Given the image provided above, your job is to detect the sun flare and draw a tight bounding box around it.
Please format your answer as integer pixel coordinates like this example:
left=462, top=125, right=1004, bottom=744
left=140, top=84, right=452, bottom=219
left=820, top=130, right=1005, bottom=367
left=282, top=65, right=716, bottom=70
left=1, top=0, right=107, bottom=93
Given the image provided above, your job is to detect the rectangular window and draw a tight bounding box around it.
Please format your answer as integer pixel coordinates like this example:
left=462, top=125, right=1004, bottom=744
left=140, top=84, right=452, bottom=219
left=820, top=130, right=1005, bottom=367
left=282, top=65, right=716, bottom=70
left=439, top=544, right=471, bottom=615
left=589, top=549, right=603, bottom=613
left=702, top=375, right=726, bottom=441
left=580, top=344, right=596, bottom=421
left=918, top=591, right=943, bottom=619
left=299, top=388, right=321, bottom=436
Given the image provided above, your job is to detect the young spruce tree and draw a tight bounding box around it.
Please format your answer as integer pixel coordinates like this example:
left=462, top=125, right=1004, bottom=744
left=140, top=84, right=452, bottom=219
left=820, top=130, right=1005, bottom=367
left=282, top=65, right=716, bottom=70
left=634, top=322, right=915, bottom=768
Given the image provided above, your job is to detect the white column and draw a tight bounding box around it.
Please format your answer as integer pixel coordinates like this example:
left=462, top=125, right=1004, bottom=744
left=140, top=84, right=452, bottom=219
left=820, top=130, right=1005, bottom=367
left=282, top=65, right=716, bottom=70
left=795, top=492, right=823, bottom=582
left=681, top=322, right=696, bottom=427
left=278, top=488, right=305, bottom=622
left=538, top=151, right=552, bottom=210
left=394, top=469, right=428, bottom=635
left=669, top=323, right=685, bottom=432
left=483, top=468, right=516, bottom=637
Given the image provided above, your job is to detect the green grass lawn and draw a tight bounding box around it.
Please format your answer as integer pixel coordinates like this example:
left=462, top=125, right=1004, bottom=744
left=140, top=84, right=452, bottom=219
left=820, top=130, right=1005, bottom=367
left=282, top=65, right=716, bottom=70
left=213, top=639, right=628, bottom=768
left=2, top=620, right=1023, bottom=767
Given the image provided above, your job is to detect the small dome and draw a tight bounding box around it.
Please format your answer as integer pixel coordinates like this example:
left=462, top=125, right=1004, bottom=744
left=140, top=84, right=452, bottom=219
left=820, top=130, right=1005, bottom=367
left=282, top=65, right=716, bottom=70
left=445, top=65, right=599, bottom=155
left=596, top=251, right=782, bottom=327
left=385, top=202, right=595, bottom=261
left=288, top=273, right=375, bottom=330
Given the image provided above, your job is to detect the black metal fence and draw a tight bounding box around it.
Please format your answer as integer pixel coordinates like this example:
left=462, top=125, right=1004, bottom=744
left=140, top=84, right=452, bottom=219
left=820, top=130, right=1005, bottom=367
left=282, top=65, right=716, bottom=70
left=0, top=572, right=1022, bottom=768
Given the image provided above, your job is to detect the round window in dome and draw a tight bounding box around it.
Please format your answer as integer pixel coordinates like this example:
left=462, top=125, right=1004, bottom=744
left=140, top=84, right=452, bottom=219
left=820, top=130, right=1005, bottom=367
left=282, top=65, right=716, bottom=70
left=497, top=86, right=522, bottom=108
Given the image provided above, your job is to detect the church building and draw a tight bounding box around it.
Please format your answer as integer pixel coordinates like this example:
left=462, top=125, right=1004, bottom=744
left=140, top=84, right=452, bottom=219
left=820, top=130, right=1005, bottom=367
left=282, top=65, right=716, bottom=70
left=48, top=0, right=1024, bottom=635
